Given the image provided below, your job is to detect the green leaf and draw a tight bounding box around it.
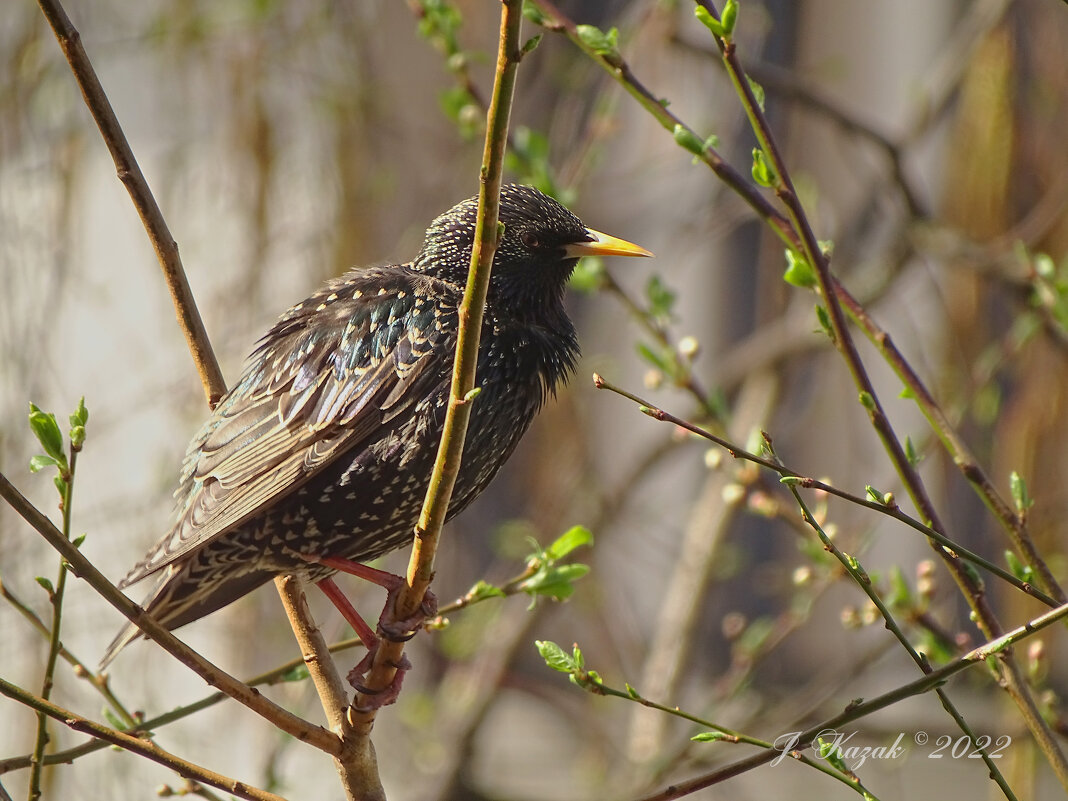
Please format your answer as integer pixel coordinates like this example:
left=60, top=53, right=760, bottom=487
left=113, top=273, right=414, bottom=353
left=29, top=454, right=60, bottom=473
left=645, top=274, right=677, bottom=321
left=1009, top=470, right=1033, bottom=512
left=961, top=561, right=984, bottom=593
left=904, top=435, right=921, bottom=467
left=69, top=396, right=89, bottom=428
left=521, top=0, right=548, bottom=26
left=438, top=86, right=472, bottom=122
left=28, top=404, right=65, bottom=462
left=818, top=737, right=849, bottom=772
left=887, top=566, right=911, bottom=608
left=783, top=249, right=816, bottom=288
left=814, top=304, right=833, bottom=338
left=417, top=0, right=462, bottom=52
left=693, top=5, right=725, bottom=38
left=673, top=124, right=706, bottom=156
left=35, top=576, right=55, bottom=595
left=1004, top=550, right=1034, bottom=583
left=575, top=24, right=620, bottom=60
left=520, top=34, right=542, bottom=56
left=536, top=640, right=575, bottom=673
left=747, top=77, right=765, bottom=111
left=521, top=563, right=591, bottom=601
left=72, top=534, right=86, bottom=548
left=636, top=342, right=673, bottom=373
left=545, top=525, right=593, bottom=561
left=751, top=147, right=776, bottom=187
left=720, top=0, right=739, bottom=36
left=103, top=708, right=129, bottom=731
left=466, top=579, right=506, bottom=602
left=278, top=664, right=311, bottom=682
left=692, top=731, right=730, bottom=742
left=735, top=616, right=774, bottom=657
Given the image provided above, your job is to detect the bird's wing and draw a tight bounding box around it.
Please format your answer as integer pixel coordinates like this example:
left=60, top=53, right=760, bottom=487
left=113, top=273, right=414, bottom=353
left=120, top=270, right=451, bottom=587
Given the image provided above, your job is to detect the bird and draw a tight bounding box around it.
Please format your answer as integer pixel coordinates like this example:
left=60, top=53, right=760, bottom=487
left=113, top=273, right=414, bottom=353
left=101, top=184, right=651, bottom=671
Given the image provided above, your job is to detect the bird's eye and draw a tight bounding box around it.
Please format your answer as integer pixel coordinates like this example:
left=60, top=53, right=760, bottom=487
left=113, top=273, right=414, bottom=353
left=520, top=231, right=540, bottom=249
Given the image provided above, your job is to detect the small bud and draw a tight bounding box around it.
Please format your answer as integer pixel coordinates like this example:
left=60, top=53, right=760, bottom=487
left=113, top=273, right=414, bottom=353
left=721, top=611, right=747, bottom=641
left=840, top=606, right=860, bottom=628
left=747, top=490, right=778, bottom=518
left=722, top=482, right=746, bottom=504
left=860, top=601, right=879, bottom=626
left=1028, top=639, right=1045, bottom=664
left=917, top=575, right=935, bottom=599
left=458, top=104, right=481, bottom=129
left=677, top=335, right=700, bottom=359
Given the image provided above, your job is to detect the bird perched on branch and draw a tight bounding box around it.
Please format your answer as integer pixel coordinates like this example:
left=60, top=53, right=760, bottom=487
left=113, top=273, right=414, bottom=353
left=102, top=184, right=651, bottom=675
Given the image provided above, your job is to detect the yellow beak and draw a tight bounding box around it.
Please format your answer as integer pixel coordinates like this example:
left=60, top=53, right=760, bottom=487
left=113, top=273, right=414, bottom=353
left=562, top=228, right=654, bottom=260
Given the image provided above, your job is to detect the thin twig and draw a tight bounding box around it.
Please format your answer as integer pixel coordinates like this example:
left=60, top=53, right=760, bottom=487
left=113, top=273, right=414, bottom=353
left=341, top=2, right=527, bottom=790
left=691, top=1, right=1068, bottom=785
left=0, top=578, right=137, bottom=725
left=35, top=0, right=225, bottom=406
left=592, top=374, right=1056, bottom=607
left=273, top=576, right=370, bottom=801
left=834, top=283, right=1066, bottom=604
left=629, top=597, right=1068, bottom=801
left=28, top=447, right=77, bottom=801
left=770, top=439, right=1017, bottom=800
left=0, top=471, right=340, bottom=756
left=0, top=678, right=286, bottom=801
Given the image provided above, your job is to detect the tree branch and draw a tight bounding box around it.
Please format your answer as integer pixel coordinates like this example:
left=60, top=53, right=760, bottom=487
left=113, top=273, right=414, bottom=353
left=35, top=0, right=226, bottom=406
left=0, top=471, right=340, bottom=756
left=340, top=1, right=527, bottom=796
left=0, top=677, right=287, bottom=801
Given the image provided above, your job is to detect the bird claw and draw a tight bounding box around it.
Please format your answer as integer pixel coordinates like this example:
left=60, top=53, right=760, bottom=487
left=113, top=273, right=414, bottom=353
left=378, top=586, right=438, bottom=642
left=348, top=649, right=412, bottom=711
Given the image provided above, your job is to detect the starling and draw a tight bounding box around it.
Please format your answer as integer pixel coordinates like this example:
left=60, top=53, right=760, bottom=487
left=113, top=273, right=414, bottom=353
left=102, top=184, right=651, bottom=668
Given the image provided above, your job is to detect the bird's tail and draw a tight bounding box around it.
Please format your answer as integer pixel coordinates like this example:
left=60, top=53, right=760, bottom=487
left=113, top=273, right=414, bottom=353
left=99, top=569, right=176, bottom=671
left=99, top=564, right=276, bottom=671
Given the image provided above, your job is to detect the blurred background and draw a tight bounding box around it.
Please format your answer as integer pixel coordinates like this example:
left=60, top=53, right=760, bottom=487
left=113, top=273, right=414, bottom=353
left=2, top=0, right=1067, bottom=799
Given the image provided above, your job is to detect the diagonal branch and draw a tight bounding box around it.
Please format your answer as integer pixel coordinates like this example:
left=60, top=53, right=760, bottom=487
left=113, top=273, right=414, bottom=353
left=0, top=471, right=339, bottom=755
left=35, top=0, right=225, bottom=406
left=0, top=677, right=287, bottom=801
left=630, top=597, right=1068, bottom=801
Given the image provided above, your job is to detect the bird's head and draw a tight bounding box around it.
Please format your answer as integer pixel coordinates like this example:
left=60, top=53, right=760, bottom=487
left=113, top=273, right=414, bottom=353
left=415, top=184, right=652, bottom=314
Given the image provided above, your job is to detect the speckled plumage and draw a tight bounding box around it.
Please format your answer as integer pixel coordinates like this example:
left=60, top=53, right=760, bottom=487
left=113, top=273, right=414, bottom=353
left=102, top=185, right=648, bottom=667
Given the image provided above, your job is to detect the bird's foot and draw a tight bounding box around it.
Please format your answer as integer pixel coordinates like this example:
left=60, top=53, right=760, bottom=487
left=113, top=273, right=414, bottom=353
left=378, top=585, right=438, bottom=643
left=348, top=647, right=412, bottom=712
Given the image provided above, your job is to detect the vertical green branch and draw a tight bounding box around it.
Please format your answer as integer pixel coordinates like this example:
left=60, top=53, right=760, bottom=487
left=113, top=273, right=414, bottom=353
left=25, top=399, right=87, bottom=801
left=407, top=0, right=525, bottom=595
left=342, top=1, right=528, bottom=792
